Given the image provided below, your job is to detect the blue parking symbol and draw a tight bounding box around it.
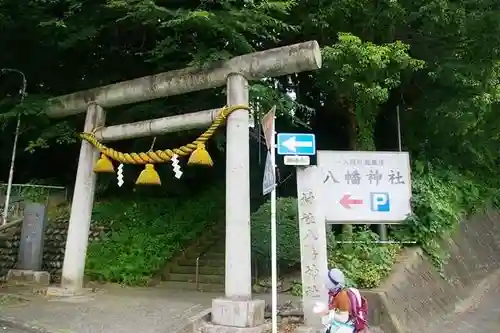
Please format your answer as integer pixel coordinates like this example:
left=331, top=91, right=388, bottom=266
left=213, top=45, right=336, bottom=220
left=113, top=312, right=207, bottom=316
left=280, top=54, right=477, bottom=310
left=370, top=192, right=390, bottom=212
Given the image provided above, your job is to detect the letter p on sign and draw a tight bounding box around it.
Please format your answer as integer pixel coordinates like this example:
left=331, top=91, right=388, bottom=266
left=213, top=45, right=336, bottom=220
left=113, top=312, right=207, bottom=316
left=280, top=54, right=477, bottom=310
left=370, top=192, right=390, bottom=212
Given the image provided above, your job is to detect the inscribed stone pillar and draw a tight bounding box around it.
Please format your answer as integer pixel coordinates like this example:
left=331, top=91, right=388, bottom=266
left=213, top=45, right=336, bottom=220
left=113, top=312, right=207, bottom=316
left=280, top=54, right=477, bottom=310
left=297, top=166, right=329, bottom=328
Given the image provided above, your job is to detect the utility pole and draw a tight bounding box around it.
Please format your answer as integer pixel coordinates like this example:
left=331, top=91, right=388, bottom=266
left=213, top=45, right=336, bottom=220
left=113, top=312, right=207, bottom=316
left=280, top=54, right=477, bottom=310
left=1, top=68, right=27, bottom=225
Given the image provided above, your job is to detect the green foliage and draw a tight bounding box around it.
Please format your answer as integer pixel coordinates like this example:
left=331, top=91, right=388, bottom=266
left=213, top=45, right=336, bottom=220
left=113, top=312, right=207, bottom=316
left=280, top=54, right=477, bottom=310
left=392, top=161, right=498, bottom=267
left=328, top=229, right=400, bottom=289
left=251, top=197, right=400, bottom=289
left=251, top=197, right=300, bottom=273
left=2, top=0, right=500, bottom=291
left=319, top=33, right=424, bottom=150
left=85, top=186, right=224, bottom=285
left=320, top=33, right=424, bottom=106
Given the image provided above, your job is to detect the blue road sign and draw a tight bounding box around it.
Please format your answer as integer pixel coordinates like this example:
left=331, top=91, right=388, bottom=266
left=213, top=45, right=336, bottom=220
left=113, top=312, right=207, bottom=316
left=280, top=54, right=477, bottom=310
left=277, top=133, right=316, bottom=156
left=370, top=192, right=390, bottom=212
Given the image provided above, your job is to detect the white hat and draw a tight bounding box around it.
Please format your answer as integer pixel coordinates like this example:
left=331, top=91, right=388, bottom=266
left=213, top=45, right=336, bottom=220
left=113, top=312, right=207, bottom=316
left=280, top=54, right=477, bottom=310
left=325, top=268, right=345, bottom=291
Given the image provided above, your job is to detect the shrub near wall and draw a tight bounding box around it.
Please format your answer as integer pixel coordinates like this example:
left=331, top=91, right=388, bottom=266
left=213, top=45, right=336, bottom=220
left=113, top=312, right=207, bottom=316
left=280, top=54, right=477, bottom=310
left=85, top=186, right=225, bottom=285
left=251, top=197, right=300, bottom=275
left=2, top=186, right=225, bottom=285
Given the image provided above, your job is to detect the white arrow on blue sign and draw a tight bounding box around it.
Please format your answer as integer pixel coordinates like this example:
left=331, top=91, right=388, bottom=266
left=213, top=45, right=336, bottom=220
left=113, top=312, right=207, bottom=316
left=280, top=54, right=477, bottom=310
left=277, top=133, right=316, bottom=156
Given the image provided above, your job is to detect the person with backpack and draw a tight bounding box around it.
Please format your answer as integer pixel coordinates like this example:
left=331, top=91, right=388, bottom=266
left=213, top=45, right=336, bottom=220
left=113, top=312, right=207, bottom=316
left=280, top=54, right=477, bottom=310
left=313, top=268, right=370, bottom=333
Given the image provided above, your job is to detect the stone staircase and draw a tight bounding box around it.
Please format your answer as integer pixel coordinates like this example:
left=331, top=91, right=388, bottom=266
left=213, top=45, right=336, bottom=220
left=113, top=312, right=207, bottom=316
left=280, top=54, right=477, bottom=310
left=161, top=226, right=225, bottom=292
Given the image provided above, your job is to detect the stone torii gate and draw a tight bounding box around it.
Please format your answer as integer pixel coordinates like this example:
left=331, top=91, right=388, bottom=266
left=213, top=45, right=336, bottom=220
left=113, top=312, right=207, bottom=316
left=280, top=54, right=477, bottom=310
left=47, top=41, right=322, bottom=331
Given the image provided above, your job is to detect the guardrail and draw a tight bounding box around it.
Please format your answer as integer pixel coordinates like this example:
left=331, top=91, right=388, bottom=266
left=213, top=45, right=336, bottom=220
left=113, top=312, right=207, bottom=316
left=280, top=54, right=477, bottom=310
left=0, top=183, right=66, bottom=225
left=0, top=217, right=23, bottom=232
left=0, top=196, right=24, bottom=225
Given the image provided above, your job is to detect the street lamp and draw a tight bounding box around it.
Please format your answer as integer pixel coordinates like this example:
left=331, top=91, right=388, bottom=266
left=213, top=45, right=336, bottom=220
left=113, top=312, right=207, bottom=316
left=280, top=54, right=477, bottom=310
left=1, top=68, right=27, bottom=225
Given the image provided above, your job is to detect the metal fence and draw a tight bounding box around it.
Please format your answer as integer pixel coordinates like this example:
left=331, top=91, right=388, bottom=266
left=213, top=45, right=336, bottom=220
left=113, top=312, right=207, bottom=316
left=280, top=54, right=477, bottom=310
left=0, top=183, right=67, bottom=224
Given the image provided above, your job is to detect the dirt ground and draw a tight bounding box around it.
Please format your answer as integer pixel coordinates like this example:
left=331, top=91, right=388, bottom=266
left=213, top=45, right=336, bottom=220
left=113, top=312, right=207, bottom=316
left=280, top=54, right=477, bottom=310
left=264, top=323, right=300, bottom=333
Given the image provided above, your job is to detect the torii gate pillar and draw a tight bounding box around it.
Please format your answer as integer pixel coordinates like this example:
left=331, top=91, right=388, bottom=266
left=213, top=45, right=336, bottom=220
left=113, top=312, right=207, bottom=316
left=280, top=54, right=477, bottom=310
left=205, top=73, right=269, bottom=330
left=224, top=73, right=252, bottom=298
left=61, top=103, right=105, bottom=290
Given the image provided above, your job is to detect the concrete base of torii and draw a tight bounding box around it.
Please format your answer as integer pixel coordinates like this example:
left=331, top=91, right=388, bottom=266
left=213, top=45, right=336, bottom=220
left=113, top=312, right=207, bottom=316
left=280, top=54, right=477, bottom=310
left=200, top=298, right=268, bottom=332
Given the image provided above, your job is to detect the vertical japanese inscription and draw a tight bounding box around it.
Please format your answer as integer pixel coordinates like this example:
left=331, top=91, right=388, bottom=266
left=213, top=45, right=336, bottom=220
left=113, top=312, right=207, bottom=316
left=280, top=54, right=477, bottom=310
left=299, top=191, right=321, bottom=297
left=300, top=190, right=314, bottom=205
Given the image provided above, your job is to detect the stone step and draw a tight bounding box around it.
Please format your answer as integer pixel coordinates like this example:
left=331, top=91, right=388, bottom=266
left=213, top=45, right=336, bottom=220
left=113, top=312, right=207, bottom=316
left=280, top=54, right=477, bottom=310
left=178, top=258, right=225, bottom=267
left=165, top=273, right=224, bottom=284
left=160, top=281, right=224, bottom=292
left=170, top=265, right=224, bottom=276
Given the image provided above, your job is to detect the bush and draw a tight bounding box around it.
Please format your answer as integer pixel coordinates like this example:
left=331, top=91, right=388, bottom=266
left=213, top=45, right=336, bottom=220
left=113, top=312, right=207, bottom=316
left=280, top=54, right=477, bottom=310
left=85, top=186, right=224, bottom=285
left=251, top=197, right=300, bottom=274
left=327, top=229, right=400, bottom=288
left=251, top=197, right=400, bottom=289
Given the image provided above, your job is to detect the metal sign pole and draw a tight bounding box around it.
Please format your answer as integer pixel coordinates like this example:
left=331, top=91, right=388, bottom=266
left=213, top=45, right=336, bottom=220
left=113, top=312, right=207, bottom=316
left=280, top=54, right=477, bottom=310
left=260, top=106, right=278, bottom=333
left=270, top=111, right=278, bottom=333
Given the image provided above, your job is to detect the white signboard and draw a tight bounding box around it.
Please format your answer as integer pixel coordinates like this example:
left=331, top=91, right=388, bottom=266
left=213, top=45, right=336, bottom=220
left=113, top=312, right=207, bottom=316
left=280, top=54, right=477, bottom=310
left=284, top=155, right=310, bottom=166
left=317, top=150, right=412, bottom=223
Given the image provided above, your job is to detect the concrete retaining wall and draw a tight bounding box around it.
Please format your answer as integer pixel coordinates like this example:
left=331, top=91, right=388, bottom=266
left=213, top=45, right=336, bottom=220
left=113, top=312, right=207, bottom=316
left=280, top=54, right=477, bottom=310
left=368, top=209, right=500, bottom=333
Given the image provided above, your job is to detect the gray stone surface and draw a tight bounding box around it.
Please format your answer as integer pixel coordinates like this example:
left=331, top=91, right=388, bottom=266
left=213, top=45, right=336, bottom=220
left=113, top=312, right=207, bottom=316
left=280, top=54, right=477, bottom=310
left=422, top=280, right=500, bottom=333
left=18, top=203, right=47, bottom=271
left=296, top=166, right=328, bottom=328
left=0, top=284, right=215, bottom=333
left=7, top=270, right=50, bottom=286
left=0, top=285, right=306, bottom=333
left=378, top=210, right=500, bottom=333
left=212, top=298, right=265, bottom=327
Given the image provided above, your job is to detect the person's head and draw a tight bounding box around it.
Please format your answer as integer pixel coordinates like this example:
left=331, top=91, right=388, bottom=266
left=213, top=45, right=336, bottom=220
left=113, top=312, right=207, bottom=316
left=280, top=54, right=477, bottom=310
left=325, top=268, right=345, bottom=293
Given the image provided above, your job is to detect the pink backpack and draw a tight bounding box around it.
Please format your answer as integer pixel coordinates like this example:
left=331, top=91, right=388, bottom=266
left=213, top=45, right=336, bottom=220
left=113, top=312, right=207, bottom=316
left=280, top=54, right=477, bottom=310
left=346, top=288, right=369, bottom=332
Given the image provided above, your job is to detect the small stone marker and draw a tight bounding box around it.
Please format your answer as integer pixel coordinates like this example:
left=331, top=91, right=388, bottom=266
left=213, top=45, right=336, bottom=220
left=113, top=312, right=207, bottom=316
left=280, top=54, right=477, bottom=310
left=17, top=202, right=48, bottom=271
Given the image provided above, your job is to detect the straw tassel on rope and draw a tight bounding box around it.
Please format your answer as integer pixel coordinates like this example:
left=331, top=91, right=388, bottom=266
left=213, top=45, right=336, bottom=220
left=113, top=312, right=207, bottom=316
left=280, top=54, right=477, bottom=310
left=135, top=137, right=162, bottom=185
left=94, top=154, right=115, bottom=173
